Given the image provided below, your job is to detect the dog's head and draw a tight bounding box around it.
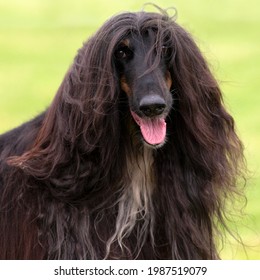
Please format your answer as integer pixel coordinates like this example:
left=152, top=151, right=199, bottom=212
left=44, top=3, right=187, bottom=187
left=64, top=8, right=233, bottom=156
left=114, top=31, right=173, bottom=147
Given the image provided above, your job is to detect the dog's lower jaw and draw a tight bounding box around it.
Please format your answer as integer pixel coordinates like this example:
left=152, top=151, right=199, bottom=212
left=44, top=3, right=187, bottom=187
left=143, top=138, right=167, bottom=149
left=130, top=110, right=167, bottom=147
left=128, top=116, right=167, bottom=150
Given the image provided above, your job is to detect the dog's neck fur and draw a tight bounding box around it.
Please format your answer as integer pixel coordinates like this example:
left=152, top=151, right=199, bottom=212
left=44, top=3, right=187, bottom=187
left=105, top=145, right=155, bottom=259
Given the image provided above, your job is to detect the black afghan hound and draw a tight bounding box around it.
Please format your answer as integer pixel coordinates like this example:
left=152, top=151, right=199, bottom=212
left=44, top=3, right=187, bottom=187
left=0, top=8, right=245, bottom=259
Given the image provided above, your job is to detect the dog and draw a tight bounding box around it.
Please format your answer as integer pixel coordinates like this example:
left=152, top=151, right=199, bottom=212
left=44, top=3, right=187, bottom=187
left=0, top=8, right=245, bottom=259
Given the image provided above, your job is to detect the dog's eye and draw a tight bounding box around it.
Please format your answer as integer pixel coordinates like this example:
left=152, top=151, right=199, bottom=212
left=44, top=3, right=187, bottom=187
left=116, top=50, right=127, bottom=59
left=115, top=46, right=132, bottom=60
left=162, top=46, right=168, bottom=56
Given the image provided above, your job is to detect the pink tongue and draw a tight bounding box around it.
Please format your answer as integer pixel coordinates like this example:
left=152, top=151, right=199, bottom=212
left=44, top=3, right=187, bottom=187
left=131, top=111, right=166, bottom=145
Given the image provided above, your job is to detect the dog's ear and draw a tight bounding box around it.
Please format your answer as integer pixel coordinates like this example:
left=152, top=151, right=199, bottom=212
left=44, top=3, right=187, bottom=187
left=7, top=30, right=123, bottom=177
left=166, top=23, right=244, bottom=183
left=167, top=24, right=225, bottom=135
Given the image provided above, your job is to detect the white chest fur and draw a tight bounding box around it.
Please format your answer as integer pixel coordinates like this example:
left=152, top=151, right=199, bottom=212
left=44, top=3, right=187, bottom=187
left=105, top=147, right=155, bottom=258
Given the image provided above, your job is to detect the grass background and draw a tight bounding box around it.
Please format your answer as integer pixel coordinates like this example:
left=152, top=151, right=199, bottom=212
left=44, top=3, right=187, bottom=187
left=0, top=0, right=259, bottom=259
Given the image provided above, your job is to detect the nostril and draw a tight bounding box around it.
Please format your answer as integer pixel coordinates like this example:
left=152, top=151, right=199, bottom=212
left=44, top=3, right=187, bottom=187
left=140, top=104, right=166, bottom=117
left=155, top=104, right=166, bottom=115
left=140, top=106, right=152, bottom=116
left=139, top=95, right=166, bottom=117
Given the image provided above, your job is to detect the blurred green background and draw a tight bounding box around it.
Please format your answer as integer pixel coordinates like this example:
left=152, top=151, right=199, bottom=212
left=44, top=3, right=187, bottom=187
left=0, top=0, right=259, bottom=259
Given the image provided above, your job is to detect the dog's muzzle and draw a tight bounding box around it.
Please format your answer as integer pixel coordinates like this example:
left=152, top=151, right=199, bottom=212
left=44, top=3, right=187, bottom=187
left=131, top=94, right=168, bottom=147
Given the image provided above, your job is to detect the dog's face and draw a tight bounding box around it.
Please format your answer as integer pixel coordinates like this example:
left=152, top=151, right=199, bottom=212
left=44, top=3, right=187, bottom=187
left=114, top=30, right=173, bottom=148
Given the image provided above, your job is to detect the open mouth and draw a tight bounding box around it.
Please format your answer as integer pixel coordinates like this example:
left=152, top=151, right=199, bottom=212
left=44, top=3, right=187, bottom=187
left=130, top=110, right=166, bottom=146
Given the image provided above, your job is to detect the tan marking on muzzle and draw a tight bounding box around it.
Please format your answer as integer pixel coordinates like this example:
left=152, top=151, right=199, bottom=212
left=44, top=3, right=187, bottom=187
left=120, top=76, right=132, bottom=96
left=165, top=70, right=172, bottom=90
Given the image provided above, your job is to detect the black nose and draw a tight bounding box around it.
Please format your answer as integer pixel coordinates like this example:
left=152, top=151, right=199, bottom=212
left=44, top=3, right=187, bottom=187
left=139, top=95, right=166, bottom=117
